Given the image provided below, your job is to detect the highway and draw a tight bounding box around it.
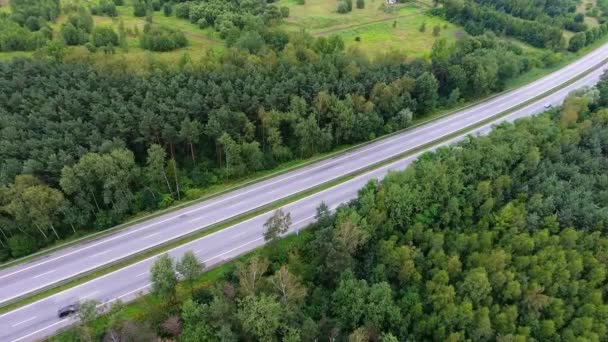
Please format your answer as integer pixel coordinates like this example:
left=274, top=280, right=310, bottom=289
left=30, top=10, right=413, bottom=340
left=0, top=44, right=607, bottom=341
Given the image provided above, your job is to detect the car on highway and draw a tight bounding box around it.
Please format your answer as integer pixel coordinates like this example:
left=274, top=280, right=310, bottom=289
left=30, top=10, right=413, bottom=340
left=57, top=304, right=79, bottom=318
left=544, top=103, right=553, bottom=108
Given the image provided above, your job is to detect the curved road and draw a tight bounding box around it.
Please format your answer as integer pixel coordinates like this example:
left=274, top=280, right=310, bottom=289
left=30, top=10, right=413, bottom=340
left=0, top=44, right=607, bottom=341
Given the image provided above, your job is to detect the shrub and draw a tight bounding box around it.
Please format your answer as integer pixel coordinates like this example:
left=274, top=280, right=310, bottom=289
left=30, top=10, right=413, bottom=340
left=133, top=0, right=147, bottom=17
left=280, top=6, right=289, bottom=18
left=337, top=1, right=350, bottom=13
left=91, top=26, right=119, bottom=47
left=60, top=23, right=87, bottom=45
left=174, top=3, right=189, bottom=19
left=297, top=0, right=305, bottom=4
left=568, top=32, right=586, bottom=52
left=163, top=3, right=172, bottom=17
left=8, top=234, right=38, bottom=258
left=140, top=26, right=188, bottom=51
left=433, top=25, right=441, bottom=36
left=356, top=0, right=365, bottom=9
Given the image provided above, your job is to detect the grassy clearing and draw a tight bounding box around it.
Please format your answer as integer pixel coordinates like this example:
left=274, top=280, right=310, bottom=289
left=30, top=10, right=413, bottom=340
left=335, top=12, right=461, bottom=58
left=279, top=0, right=416, bottom=32
left=45, top=4, right=223, bottom=69
left=278, top=0, right=460, bottom=57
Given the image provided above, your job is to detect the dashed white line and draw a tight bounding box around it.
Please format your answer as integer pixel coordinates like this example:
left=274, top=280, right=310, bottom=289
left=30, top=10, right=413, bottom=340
left=89, top=250, right=112, bottom=259
left=143, top=232, right=162, bottom=239
left=136, top=272, right=148, bottom=278
left=11, top=316, right=37, bottom=327
left=81, top=291, right=98, bottom=299
left=32, top=270, right=55, bottom=279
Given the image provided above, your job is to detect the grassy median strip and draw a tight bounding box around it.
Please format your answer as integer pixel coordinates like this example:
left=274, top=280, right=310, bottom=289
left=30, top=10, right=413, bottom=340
left=2, top=53, right=607, bottom=316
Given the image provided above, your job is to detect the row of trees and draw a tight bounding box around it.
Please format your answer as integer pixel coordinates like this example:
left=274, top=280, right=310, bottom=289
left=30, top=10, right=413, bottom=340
left=441, top=0, right=565, bottom=49
left=0, top=30, right=539, bottom=259
left=54, top=75, right=608, bottom=342
left=441, top=0, right=608, bottom=51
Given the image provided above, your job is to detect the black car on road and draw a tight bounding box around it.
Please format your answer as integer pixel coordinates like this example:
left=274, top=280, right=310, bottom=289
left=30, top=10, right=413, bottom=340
left=57, top=304, right=79, bottom=318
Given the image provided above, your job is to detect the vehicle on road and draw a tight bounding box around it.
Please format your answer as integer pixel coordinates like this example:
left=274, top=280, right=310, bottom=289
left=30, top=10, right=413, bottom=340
left=544, top=103, right=553, bottom=108
left=57, top=304, right=79, bottom=318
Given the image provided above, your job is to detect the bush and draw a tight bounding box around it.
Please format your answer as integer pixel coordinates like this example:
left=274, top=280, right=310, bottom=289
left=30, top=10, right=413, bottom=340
left=113, top=0, right=124, bottom=5
left=91, top=0, right=117, bottom=17
left=297, top=0, right=305, bottom=4
left=151, top=0, right=161, bottom=11
left=174, top=3, right=189, bottom=19
left=356, top=0, right=365, bottom=9
left=91, top=26, right=119, bottom=47
left=163, top=3, right=172, bottom=17
left=568, top=32, right=586, bottom=52
left=8, top=234, right=38, bottom=258
left=133, top=0, right=147, bottom=17
left=432, top=25, right=441, bottom=36
left=140, top=26, right=188, bottom=51
left=0, top=246, right=10, bottom=262
left=337, top=1, right=350, bottom=13
left=280, top=6, right=289, bottom=18
left=60, top=23, right=87, bottom=45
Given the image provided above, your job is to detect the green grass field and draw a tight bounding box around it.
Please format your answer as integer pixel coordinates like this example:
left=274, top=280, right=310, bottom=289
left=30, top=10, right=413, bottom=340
left=279, top=0, right=462, bottom=57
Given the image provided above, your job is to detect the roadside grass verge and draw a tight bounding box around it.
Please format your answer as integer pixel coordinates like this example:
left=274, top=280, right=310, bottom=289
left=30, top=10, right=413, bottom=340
left=3, top=49, right=607, bottom=317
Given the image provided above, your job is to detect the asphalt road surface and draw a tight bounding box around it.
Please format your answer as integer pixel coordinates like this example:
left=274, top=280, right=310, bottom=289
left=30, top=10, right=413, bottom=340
left=0, top=45, right=607, bottom=341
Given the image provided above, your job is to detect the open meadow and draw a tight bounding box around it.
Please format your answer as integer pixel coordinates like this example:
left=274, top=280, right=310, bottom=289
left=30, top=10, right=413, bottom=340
left=279, top=0, right=463, bottom=57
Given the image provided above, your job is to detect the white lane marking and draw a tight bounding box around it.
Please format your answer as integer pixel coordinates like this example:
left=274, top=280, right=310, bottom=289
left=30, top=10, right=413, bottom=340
left=32, top=270, right=55, bottom=279
left=136, top=272, right=147, bottom=278
left=230, top=231, right=247, bottom=239
left=89, top=250, right=112, bottom=258
left=2, top=45, right=608, bottom=286
left=203, top=237, right=263, bottom=263
left=10, top=319, right=67, bottom=342
left=11, top=316, right=37, bottom=327
left=143, top=232, right=162, bottom=239
left=81, top=291, right=98, bottom=299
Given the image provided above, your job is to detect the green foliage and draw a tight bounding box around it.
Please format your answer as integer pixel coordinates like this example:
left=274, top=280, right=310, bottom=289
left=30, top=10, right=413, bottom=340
left=133, top=0, right=147, bottom=17
left=91, top=26, right=119, bottom=48
left=150, top=254, right=177, bottom=299
left=9, top=0, right=60, bottom=26
left=140, top=26, right=187, bottom=52
left=162, top=3, right=172, bottom=17
left=91, top=0, right=117, bottom=17
left=0, top=16, right=48, bottom=51
left=356, top=0, right=365, bottom=9
left=337, top=1, right=350, bottom=14
left=7, top=234, right=38, bottom=258
left=568, top=32, right=587, bottom=52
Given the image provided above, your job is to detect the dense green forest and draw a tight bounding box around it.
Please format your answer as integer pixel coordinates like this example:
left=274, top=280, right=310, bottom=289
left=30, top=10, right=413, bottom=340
left=0, top=31, right=536, bottom=259
left=54, top=74, right=608, bottom=342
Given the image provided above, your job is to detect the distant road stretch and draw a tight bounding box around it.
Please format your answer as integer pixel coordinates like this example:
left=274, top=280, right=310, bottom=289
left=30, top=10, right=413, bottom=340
left=0, top=44, right=607, bottom=341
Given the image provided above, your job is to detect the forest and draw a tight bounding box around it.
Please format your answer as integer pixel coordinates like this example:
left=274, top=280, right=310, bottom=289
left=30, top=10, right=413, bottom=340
left=53, top=73, right=608, bottom=342
left=0, top=30, right=536, bottom=259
